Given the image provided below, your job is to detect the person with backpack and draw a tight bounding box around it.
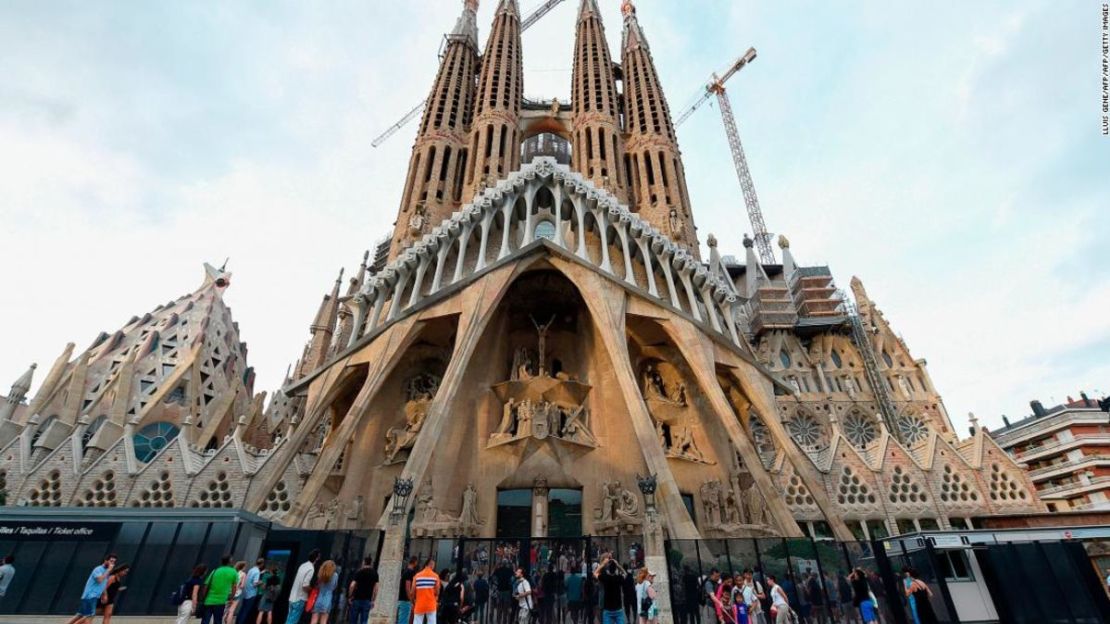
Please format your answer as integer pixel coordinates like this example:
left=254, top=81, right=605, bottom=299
left=202, top=555, right=241, bottom=624
left=256, top=564, right=281, bottom=624
left=701, top=569, right=720, bottom=624
left=740, top=572, right=765, bottom=624
left=634, top=568, right=658, bottom=624
left=513, top=567, right=533, bottom=624
left=175, top=564, right=208, bottom=624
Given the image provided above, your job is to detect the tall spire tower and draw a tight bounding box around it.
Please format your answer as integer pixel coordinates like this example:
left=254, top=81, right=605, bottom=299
left=620, top=0, right=699, bottom=256
left=462, top=0, right=524, bottom=202
left=570, top=0, right=626, bottom=200
left=391, top=0, right=481, bottom=258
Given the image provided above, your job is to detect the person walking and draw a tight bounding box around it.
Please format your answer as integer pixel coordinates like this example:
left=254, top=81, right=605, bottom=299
left=565, top=566, right=584, bottom=624
left=256, top=564, right=281, bottom=624
left=237, top=559, right=265, bottom=624
left=765, top=576, right=791, bottom=624
left=634, top=568, right=658, bottom=624
left=399, top=556, right=419, bottom=624
left=310, top=559, right=339, bottom=624
left=287, top=549, right=321, bottom=624
left=413, top=558, right=442, bottom=624
left=176, top=565, right=208, bottom=624
left=225, top=561, right=248, bottom=624
left=513, top=567, right=532, bottom=624
left=0, top=555, right=14, bottom=602
left=98, top=563, right=130, bottom=624
left=347, top=556, right=379, bottom=624
left=64, top=553, right=116, bottom=624
left=202, top=555, right=241, bottom=624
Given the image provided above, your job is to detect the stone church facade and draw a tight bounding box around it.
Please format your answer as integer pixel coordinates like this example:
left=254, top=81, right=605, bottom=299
left=0, top=0, right=1042, bottom=579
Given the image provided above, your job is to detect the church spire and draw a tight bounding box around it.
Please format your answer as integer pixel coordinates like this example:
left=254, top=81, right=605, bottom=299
left=390, top=0, right=481, bottom=259
left=570, top=0, right=627, bottom=200
left=621, top=0, right=699, bottom=257
left=462, top=0, right=523, bottom=202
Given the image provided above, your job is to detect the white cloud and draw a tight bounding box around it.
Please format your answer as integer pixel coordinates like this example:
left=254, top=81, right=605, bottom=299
left=0, top=0, right=1106, bottom=440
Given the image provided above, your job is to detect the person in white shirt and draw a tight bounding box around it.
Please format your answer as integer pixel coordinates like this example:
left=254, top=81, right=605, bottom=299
left=286, top=549, right=321, bottom=624
left=0, top=555, right=14, bottom=600
left=766, top=575, right=791, bottom=624
left=513, top=567, right=532, bottom=624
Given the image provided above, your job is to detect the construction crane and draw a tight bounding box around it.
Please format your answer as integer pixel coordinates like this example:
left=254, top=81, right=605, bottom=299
left=674, top=47, right=775, bottom=265
left=371, top=0, right=568, bottom=148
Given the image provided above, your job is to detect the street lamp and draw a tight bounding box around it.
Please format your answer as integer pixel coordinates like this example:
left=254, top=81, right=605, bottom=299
left=391, top=476, right=414, bottom=521
left=636, top=473, right=658, bottom=514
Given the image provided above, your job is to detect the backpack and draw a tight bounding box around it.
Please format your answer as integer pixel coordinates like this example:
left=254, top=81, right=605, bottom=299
left=170, top=581, right=188, bottom=606
left=639, top=584, right=654, bottom=617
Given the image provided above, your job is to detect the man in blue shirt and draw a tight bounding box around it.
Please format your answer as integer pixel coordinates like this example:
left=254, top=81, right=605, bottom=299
left=64, top=553, right=116, bottom=624
left=237, top=558, right=266, bottom=624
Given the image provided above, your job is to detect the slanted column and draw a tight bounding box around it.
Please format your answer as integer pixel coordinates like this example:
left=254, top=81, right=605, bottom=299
left=574, top=198, right=589, bottom=261
left=700, top=286, right=722, bottom=332
left=407, top=254, right=430, bottom=308
left=616, top=216, right=637, bottom=287
left=453, top=223, right=473, bottom=283
left=636, top=236, right=660, bottom=297
left=347, top=295, right=369, bottom=348
left=498, top=195, right=515, bottom=259
left=551, top=184, right=565, bottom=247
left=388, top=272, right=410, bottom=320
left=596, top=206, right=613, bottom=273
left=676, top=263, right=702, bottom=321
left=476, top=213, right=493, bottom=270
left=430, top=242, right=450, bottom=293
left=657, top=248, right=681, bottom=308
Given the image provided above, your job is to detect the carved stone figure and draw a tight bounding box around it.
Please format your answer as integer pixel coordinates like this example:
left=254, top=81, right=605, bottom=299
left=700, top=480, right=722, bottom=527
left=669, top=207, right=683, bottom=235
left=512, top=347, right=536, bottom=381
left=460, top=483, right=482, bottom=527
left=324, top=497, right=341, bottom=529
left=347, top=495, right=365, bottom=526
left=307, top=502, right=326, bottom=529
left=672, top=425, right=704, bottom=462
left=724, top=487, right=741, bottom=525
left=600, top=480, right=621, bottom=522
left=384, top=396, right=430, bottom=463
left=745, top=483, right=767, bottom=527
left=408, top=204, right=426, bottom=235
left=530, top=314, right=556, bottom=376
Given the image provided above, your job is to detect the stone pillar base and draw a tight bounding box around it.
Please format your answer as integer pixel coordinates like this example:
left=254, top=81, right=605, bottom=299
left=642, top=512, right=674, bottom=624
left=369, top=521, right=407, bottom=624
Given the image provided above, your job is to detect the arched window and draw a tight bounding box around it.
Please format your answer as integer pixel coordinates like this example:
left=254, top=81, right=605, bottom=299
left=882, top=351, right=894, bottom=368
left=133, top=422, right=180, bottom=463
left=82, top=415, right=108, bottom=451
left=830, top=350, right=843, bottom=368
left=30, top=415, right=58, bottom=446
left=779, top=350, right=791, bottom=369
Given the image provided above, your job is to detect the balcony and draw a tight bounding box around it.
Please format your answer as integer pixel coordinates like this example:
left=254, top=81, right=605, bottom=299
left=992, top=409, right=1108, bottom=446
left=1016, top=433, right=1110, bottom=462
left=1036, top=475, right=1110, bottom=498
left=1027, top=454, right=1110, bottom=480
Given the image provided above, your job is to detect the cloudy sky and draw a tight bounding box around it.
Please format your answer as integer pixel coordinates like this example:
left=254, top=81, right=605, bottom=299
left=1, top=0, right=1106, bottom=434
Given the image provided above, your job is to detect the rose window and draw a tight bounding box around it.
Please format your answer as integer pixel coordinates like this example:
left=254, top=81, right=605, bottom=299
left=897, top=413, right=929, bottom=445
left=787, top=412, right=827, bottom=450
left=843, top=411, right=879, bottom=448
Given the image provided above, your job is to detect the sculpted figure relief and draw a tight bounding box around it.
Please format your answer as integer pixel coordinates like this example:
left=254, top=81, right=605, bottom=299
left=595, top=480, right=642, bottom=534
left=384, top=373, right=440, bottom=464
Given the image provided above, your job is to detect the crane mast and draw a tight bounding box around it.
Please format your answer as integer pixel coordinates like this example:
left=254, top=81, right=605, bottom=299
left=371, top=0, right=568, bottom=148
left=674, top=47, right=775, bottom=264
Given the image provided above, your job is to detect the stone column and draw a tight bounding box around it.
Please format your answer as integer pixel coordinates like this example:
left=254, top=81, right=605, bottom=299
left=641, top=492, right=674, bottom=624
left=369, top=519, right=407, bottom=624
left=532, top=479, right=549, bottom=537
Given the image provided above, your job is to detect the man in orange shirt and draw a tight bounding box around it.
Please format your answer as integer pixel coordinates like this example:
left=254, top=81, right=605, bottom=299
left=412, top=557, right=441, bottom=624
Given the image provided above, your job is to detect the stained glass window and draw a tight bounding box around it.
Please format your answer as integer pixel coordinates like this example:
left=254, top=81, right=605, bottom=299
left=133, top=421, right=180, bottom=463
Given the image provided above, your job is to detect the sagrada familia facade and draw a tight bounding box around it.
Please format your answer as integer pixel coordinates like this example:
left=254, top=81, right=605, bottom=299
left=1, top=0, right=1040, bottom=580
